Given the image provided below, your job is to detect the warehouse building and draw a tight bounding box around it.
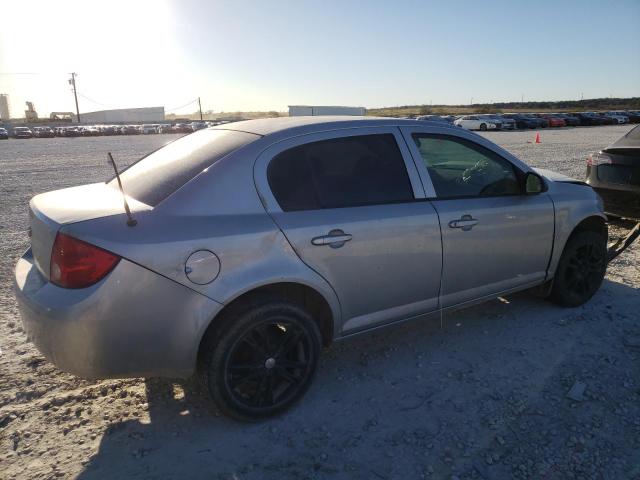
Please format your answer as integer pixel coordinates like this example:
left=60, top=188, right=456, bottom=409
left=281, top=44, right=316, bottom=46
left=77, top=107, right=165, bottom=124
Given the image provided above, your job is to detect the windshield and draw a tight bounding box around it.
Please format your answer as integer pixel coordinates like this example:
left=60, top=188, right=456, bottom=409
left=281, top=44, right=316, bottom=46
left=109, top=128, right=259, bottom=206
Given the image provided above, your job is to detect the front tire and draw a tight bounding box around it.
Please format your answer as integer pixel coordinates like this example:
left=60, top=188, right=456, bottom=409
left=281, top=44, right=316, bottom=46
left=198, top=300, right=321, bottom=421
left=550, top=231, right=607, bottom=307
left=479, top=123, right=487, bottom=131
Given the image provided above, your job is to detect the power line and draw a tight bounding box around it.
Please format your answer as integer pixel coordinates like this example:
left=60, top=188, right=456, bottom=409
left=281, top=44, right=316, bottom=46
left=165, top=98, right=199, bottom=113
left=77, top=92, right=114, bottom=109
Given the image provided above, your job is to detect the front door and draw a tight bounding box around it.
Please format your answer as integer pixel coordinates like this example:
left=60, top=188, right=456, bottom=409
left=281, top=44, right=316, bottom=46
left=255, top=128, right=442, bottom=333
left=403, top=129, right=554, bottom=307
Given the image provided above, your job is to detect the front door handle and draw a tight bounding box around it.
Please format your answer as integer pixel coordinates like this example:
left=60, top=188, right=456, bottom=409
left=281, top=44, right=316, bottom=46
left=448, top=214, right=478, bottom=231
left=311, top=229, right=352, bottom=248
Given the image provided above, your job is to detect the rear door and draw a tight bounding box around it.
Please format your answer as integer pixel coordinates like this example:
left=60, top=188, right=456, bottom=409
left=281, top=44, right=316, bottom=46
left=401, top=126, right=554, bottom=308
left=254, top=127, right=442, bottom=334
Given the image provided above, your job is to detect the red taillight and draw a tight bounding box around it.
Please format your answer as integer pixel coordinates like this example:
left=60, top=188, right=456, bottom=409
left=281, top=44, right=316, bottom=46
left=50, top=233, right=120, bottom=288
left=587, top=152, right=612, bottom=167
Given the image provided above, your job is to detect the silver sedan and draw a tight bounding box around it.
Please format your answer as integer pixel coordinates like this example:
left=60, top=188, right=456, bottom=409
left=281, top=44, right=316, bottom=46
left=14, top=117, right=608, bottom=420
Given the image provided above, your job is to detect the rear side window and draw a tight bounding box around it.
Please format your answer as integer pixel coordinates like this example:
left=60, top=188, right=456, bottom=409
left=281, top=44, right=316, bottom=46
left=111, top=129, right=258, bottom=206
left=267, top=134, right=414, bottom=211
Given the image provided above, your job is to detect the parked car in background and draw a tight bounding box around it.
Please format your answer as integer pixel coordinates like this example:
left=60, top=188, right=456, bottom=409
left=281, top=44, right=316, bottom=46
left=485, top=115, right=515, bottom=130
left=121, top=125, right=140, bottom=135
left=624, top=111, right=640, bottom=124
left=157, top=124, right=174, bottom=134
left=574, top=113, right=605, bottom=126
left=536, top=114, right=566, bottom=128
left=14, top=117, right=608, bottom=421
left=82, top=126, right=101, bottom=136
left=12, top=127, right=33, bottom=139
left=66, top=127, right=83, bottom=137
left=586, top=124, right=640, bottom=219
left=33, top=126, right=56, bottom=138
left=454, top=115, right=499, bottom=131
left=593, top=113, right=617, bottom=125
left=173, top=123, right=193, bottom=133
left=555, top=113, right=581, bottom=127
left=190, top=121, right=207, bottom=131
left=415, top=115, right=454, bottom=124
left=0, top=127, right=8, bottom=139
left=141, top=124, right=157, bottom=134
left=603, top=112, right=629, bottom=124
left=520, top=114, right=548, bottom=128
left=502, top=114, right=539, bottom=129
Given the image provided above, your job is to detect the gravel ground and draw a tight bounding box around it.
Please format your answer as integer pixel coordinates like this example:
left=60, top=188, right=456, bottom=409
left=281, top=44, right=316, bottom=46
left=1, top=126, right=639, bottom=480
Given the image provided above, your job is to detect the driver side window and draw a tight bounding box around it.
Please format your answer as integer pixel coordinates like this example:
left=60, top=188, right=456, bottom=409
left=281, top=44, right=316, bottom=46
left=412, top=134, right=521, bottom=198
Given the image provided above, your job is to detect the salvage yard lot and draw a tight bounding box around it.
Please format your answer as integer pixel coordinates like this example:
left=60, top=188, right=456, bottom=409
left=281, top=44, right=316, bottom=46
left=0, top=125, right=638, bottom=479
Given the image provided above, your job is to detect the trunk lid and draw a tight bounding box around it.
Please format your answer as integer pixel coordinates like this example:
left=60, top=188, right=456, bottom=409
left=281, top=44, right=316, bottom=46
left=29, top=182, right=151, bottom=279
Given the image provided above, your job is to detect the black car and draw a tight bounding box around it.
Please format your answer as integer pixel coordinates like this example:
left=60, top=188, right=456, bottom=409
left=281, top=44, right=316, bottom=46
left=574, top=113, right=605, bottom=126
left=586, top=124, right=640, bottom=219
left=555, top=113, right=581, bottom=127
left=595, top=113, right=618, bottom=125
left=502, top=114, right=538, bottom=129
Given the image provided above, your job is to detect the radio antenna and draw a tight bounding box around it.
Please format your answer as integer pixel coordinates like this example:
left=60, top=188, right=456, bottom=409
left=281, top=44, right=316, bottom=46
left=107, top=152, right=137, bottom=227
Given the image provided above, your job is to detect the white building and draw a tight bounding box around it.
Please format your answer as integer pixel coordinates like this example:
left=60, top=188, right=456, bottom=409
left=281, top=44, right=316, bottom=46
left=77, top=107, right=165, bottom=124
left=288, top=105, right=366, bottom=116
left=0, top=94, right=10, bottom=121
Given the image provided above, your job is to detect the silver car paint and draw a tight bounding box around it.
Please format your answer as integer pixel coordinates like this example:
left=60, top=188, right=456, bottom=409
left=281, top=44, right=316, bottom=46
left=253, top=126, right=441, bottom=333
left=398, top=126, right=555, bottom=306
left=29, top=182, right=152, bottom=280
left=14, top=250, right=221, bottom=378
left=14, top=117, right=606, bottom=379
left=536, top=174, right=607, bottom=276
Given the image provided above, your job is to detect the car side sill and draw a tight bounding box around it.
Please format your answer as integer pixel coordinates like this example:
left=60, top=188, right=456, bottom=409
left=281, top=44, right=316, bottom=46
left=334, top=279, right=546, bottom=343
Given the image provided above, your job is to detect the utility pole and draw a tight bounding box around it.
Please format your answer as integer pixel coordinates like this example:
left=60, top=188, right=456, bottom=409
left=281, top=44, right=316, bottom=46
left=198, top=97, right=203, bottom=121
left=68, top=73, right=80, bottom=123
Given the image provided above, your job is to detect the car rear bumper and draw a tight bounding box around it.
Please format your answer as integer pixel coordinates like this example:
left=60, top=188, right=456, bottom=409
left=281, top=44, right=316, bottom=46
left=591, top=187, right=640, bottom=219
left=14, top=249, right=222, bottom=379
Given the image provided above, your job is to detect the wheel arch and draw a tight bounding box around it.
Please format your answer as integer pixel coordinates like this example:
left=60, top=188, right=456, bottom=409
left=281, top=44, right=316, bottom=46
left=548, top=212, right=607, bottom=277
left=568, top=215, right=608, bottom=241
left=197, top=281, right=337, bottom=364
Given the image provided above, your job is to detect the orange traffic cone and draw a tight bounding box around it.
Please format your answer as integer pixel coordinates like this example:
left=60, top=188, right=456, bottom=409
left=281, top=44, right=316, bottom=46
left=535, top=133, right=541, bottom=144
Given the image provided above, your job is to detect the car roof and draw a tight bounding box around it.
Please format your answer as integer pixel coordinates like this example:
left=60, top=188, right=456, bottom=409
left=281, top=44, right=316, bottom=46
left=211, top=115, right=456, bottom=137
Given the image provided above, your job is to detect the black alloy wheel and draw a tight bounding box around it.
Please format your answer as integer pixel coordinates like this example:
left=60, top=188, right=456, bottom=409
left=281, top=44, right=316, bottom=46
left=199, top=300, right=321, bottom=421
left=551, top=231, right=607, bottom=307
left=225, top=319, right=313, bottom=409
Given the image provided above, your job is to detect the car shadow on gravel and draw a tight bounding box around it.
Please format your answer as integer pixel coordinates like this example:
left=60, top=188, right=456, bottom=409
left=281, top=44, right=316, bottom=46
left=76, top=278, right=640, bottom=480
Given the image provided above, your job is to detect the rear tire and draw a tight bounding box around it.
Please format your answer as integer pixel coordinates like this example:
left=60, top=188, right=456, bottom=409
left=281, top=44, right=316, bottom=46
left=550, top=231, right=607, bottom=307
left=198, top=299, right=321, bottom=421
left=479, top=123, right=487, bottom=131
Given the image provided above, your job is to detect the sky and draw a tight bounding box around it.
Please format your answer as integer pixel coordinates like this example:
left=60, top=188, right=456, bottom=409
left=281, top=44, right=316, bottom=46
left=0, top=0, right=639, bottom=117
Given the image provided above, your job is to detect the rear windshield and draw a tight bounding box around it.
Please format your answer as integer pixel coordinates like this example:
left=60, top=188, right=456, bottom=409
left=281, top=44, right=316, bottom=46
left=110, top=129, right=258, bottom=206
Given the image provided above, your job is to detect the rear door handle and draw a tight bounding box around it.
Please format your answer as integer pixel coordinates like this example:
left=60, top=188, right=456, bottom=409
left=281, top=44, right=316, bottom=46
left=311, top=229, right=352, bottom=248
left=448, top=215, right=478, bottom=231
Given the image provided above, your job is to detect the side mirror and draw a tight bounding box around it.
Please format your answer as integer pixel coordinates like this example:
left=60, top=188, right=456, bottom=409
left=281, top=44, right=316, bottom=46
left=525, top=172, right=546, bottom=194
